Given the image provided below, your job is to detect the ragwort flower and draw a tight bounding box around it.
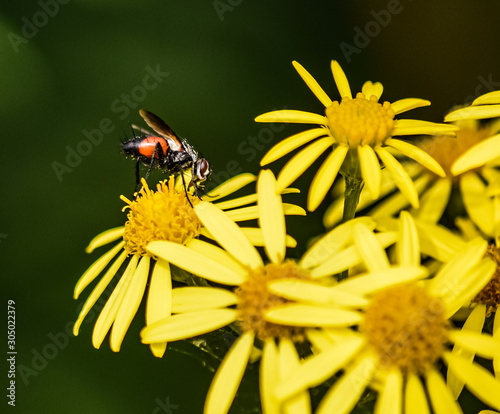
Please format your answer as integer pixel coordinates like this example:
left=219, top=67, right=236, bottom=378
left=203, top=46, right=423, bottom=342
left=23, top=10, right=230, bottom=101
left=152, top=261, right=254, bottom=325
left=255, top=60, right=457, bottom=211
left=73, top=173, right=303, bottom=357
left=141, top=170, right=372, bottom=414
left=323, top=118, right=500, bottom=237
left=268, top=213, right=500, bottom=413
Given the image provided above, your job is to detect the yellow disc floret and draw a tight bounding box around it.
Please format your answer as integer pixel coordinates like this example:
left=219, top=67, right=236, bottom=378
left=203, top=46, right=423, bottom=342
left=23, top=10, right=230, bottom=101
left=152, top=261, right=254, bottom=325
left=361, top=284, right=449, bottom=374
left=235, top=261, right=310, bottom=341
left=121, top=178, right=201, bottom=256
left=325, top=92, right=395, bottom=147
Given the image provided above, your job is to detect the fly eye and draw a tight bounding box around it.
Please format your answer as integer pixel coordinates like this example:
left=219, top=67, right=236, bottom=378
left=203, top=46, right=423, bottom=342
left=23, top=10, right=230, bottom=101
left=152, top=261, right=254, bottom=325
left=197, top=159, right=210, bottom=180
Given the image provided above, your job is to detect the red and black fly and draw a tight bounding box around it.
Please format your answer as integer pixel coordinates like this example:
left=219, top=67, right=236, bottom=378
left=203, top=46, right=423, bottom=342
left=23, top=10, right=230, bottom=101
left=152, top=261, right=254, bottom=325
left=122, top=109, right=211, bottom=199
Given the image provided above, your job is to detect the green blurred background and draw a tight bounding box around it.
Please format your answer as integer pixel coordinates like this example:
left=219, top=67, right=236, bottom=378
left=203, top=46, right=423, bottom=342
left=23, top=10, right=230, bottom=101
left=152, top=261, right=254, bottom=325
left=2, top=0, right=500, bottom=412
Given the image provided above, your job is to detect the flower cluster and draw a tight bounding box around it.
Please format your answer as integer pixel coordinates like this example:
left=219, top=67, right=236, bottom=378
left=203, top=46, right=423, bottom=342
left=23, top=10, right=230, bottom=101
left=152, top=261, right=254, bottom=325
left=73, top=60, right=500, bottom=413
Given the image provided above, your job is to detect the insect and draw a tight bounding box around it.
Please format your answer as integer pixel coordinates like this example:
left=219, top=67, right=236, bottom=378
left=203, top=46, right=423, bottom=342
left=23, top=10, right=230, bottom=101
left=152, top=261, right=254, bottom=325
left=122, top=109, right=211, bottom=199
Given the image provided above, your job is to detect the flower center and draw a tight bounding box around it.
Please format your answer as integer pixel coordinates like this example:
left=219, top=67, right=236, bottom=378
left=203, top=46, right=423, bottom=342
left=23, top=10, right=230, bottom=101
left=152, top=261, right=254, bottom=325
left=121, top=178, right=201, bottom=256
left=325, top=92, right=395, bottom=147
left=420, top=126, right=491, bottom=178
left=235, top=261, right=310, bottom=341
left=472, top=244, right=500, bottom=317
left=361, top=284, right=449, bottom=374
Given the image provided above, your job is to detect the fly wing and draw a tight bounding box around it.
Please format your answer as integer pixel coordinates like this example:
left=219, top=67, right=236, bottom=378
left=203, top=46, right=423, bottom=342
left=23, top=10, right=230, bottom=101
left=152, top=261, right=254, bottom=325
left=139, top=109, right=183, bottom=151
left=131, top=124, right=153, bottom=136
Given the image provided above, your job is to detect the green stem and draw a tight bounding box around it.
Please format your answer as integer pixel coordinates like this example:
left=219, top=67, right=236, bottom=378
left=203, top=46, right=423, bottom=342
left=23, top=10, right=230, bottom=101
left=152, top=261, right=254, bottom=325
left=341, top=175, right=363, bottom=224
left=338, top=150, right=364, bottom=281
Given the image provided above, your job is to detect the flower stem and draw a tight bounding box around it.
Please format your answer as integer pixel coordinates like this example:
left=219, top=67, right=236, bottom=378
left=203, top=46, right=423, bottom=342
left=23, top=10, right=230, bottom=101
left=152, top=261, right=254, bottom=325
left=339, top=150, right=364, bottom=281
left=341, top=175, right=363, bottom=224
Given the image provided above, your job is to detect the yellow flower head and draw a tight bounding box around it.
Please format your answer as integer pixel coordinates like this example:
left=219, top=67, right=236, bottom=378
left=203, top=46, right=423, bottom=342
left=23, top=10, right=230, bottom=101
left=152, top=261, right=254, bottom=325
left=255, top=60, right=457, bottom=211
left=141, top=170, right=375, bottom=414
left=73, top=172, right=304, bottom=357
left=325, top=119, right=500, bottom=238
left=269, top=213, right=500, bottom=413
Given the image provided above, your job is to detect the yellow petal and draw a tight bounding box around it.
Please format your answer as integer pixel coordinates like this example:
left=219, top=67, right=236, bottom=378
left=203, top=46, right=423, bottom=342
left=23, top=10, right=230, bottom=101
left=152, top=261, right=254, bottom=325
left=392, top=119, right=458, bottom=136
left=443, top=351, right=500, bottom=411
left=258, top=170, right=286, bottom=263
left=300, top=216, right=375, bottom=269
left=445, top=104, right=500, bottom=122
left=74, top=242, right=125, bottom=299
left=238, top=227, right=297, bottom=249
left=223, top=203, right=306, bottom=222
left=460, top=171, right=495, bottom=236
left=426, top=369, right=462, bottom=414
left=310, top=232, right=397, bottom=278
left=473, top=90, right=500, bottom=105
left=276, top=137, right=334, bottom=191
left=390, top=98, right=430, bottom=115
left=353, top=223, right=390, bottom=271
left=146, top=259, right=172, bottom=357
left=203, top=173, right=256, bottom=201
left=268, top=279, right=368, bottom=308
left=92, top=255, right=139, bottom=349
left=307, top=145, right=348, bottom=211
left=278, top=338, right=311, bottom=414
left=414, top=178, right=452, bottom=223
left=212, top=193, right=257, bottom=210
left=110, top=255, right=150, bottom=352
left=317, top=353, right=376, bottom=414
left=195, top=201, right=263, bottom=268
left=443, top=258, right=496, bottom=319
left=405, top=373, right=430, bottom=414
left=361, top=81, right=383, bottom=100
left=334, top=266, right=428, bottom=295
left=376, top=147, right=419, bottom=208
left=255, top=110, right=327, bottom=125
left=187, top=238, right=247, bottom=276
left=305, top=329, right=336, bottom=353
left=147, top=241, right=245, bottom=285
left=265, top=304, right=362, bottom=327
left=292, top=61, right=332, bottom=107
left=414, top=220, right=465, bottom=262
left=172, top=287, right=237, bottom=313
left=374, top=369, right=402, bottom=414
left=428, top=237, right=487, bottom=300
left=275, top=335, right=364, bottom=400
left=141, top=309, right=238, bottom=343
left=261, top=128, right=328, bottom=166
left=449, top=329, right=500, bottom=359
left=358, top=145, right=381, bottom=199
left=369, top=173, right=431, bottom=221
left=397, top=211, right=419, bottom=267
left=449, top=306, right=486, bottom=392
left=494, top=311, right=500, bottom=378
left=85, top=227, right=124, bottom=253
left=330, top=60, right=352, bottom=99
left=452, top=133, right=500, bottom=175
left=260, top=339, right=281, bottom=414
left=386, top=138, right=446, bottom=177
left=204, top=331, right=255, bottom=414
left=73, top=250, right=128, bottom=336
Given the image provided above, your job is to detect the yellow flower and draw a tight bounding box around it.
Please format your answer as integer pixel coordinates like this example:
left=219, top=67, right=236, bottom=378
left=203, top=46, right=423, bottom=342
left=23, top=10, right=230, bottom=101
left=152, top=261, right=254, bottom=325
left=141, top=170, right=373, bottom=414
left=324, top=119, right=500, bottom=238
left=268, top=213, right=500, bottom=413
left=73, top=173, right=304, bottom=357
left=446, top=90, right=500, bottom=122
left=255, top=60, right=457, bottom=211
